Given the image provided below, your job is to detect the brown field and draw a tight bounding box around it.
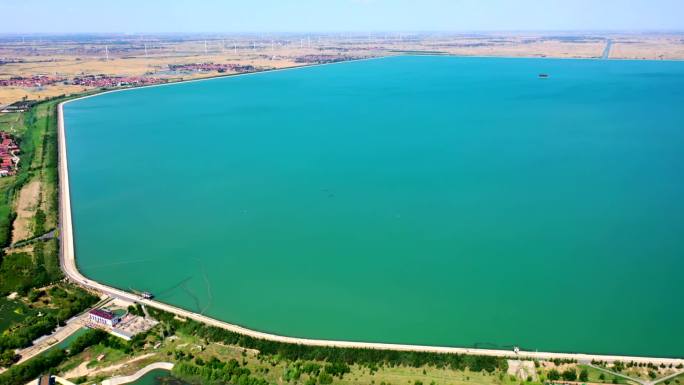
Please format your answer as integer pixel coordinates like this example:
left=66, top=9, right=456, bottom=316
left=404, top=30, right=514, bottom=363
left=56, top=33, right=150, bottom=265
left=11, top=179, right=41, bottom=243
left=610, top=34, right=684, bottom=60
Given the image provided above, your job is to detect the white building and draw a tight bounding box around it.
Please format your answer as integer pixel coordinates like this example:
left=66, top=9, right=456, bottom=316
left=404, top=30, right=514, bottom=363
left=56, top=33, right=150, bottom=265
left=88, top=309, right=120, bottom=327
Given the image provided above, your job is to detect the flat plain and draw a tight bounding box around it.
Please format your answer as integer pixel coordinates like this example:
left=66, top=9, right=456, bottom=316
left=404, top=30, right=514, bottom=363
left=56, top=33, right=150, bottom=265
left=2, top=32, right=684, bottom=105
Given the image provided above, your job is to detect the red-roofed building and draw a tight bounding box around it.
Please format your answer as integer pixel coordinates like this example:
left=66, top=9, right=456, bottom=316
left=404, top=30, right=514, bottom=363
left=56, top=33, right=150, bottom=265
left=88, top=309, right=121, bottom=327
left=0, top=132, right=20, bottom=177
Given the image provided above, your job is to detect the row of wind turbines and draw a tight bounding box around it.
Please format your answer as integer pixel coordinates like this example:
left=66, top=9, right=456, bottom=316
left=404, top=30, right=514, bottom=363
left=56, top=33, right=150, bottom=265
left=98, top=33, right=415, bottom=61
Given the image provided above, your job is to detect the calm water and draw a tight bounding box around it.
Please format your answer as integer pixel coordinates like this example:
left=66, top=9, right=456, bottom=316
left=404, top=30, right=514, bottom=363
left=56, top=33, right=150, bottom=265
left=127, top=369, right=186, bottom=385
left=65, top=56, right=684, bottom=358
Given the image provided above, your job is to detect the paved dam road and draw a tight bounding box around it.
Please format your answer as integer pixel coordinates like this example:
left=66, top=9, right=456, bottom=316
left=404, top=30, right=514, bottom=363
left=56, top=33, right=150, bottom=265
left=603, top=39, right=613, bottom=59
left=57, top=94, right=684, bottom=367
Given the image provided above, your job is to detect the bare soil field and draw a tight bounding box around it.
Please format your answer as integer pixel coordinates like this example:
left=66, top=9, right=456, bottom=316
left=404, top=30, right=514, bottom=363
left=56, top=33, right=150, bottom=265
left=11, top=179, right=41, bottom=243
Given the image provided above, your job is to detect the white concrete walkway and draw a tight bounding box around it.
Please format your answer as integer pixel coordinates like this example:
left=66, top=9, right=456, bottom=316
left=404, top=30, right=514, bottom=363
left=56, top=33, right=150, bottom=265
left=101, top=362, right=174, bottom=385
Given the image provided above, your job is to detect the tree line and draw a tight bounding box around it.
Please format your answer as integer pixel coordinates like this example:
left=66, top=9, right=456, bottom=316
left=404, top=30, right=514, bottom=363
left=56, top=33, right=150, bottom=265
left=174, top=357, right=270, bottom=385
left=150, top=308, right=508, bottom=373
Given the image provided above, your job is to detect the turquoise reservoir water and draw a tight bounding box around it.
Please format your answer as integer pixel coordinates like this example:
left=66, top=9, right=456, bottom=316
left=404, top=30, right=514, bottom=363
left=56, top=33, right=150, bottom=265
left=65, top=56, right=684, bottom=358
left=126, top=369, right=185, bottom=385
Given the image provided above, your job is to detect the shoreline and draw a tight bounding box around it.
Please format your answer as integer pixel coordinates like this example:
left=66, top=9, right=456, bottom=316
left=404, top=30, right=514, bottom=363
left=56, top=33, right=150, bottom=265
left=57, top=64, right=684, bottom=365
left=101, top=362, right=174, bottom=385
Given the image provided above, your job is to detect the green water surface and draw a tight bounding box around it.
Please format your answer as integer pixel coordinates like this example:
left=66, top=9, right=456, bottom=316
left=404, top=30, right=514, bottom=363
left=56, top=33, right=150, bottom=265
left=64, top=56, right=684, bottom=357
left=126, top=369, right=185, bottom=385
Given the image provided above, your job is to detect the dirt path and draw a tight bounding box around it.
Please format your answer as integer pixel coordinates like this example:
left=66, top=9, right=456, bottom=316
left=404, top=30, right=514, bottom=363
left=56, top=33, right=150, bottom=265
left=64, top=353, right=156, bottom=379
left=102, top=362, right=174, bottom=385
left=11, top=179, right=41, bottom=243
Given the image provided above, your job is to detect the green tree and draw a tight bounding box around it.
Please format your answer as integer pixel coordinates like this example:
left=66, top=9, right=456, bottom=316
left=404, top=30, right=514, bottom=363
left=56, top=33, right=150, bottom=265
left=562, top=369, right=577, bottom=381
left=579, top=369, right=589, bottom=382
left=548, top=370, right=561, bottom=381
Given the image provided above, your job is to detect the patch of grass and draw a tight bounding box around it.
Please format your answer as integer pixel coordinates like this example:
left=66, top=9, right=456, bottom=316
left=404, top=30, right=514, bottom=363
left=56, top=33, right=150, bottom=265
left=0, top=203, right=15, bottom=248
left=578, top=365, right=639, bottom=385
left=41, top=238, right=62, bottom=279
left=659, top=373, right=684, bottom=385
left=0, top=296, right=38, bottom=333
left=0, top=252, right=42, bottom=295
left=84, top=344, right=130, bottom=368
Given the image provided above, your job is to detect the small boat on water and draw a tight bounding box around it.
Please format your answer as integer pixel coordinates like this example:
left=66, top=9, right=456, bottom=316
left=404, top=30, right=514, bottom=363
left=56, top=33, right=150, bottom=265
left=538, top=73, right=550, bottom=79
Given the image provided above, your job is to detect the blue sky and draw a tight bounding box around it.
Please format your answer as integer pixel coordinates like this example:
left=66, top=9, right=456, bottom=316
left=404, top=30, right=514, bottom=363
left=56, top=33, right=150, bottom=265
left=1, top=0, right=683, bottom=33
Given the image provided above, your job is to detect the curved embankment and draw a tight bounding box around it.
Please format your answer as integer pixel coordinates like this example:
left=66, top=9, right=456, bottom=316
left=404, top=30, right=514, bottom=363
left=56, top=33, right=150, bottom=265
left=101, top=362, right=174, bottom=385
left=57, top=99, right=684, bottom=366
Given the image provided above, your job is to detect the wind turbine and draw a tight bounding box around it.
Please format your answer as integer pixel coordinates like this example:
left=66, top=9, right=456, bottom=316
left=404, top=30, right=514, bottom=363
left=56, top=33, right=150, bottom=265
left=105, top=45, right=109, bottom=61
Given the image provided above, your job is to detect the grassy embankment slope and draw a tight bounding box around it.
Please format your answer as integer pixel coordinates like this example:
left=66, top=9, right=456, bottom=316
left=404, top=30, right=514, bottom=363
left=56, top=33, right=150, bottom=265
left=0, top=98, right=99, bottom=370
left=0, top=100, right=61, bottom=290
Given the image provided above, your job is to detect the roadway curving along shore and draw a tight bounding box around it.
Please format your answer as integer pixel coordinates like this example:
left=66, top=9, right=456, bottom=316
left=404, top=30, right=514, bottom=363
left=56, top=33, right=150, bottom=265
left=57, top=99, right=684, bottom=367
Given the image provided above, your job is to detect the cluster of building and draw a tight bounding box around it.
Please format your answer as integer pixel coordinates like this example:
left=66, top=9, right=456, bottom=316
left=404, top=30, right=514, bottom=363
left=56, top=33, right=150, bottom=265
left=0, top=100, right=35, bottom=113
left=71, top=75, right=166, bottom=88
left=0, top=75, right=64, bottom=87
left=0, top=57, right=24, bottom=66
left=168, top=62, right=256, bottom=73
left=0, top=74, right=167, bottom=90
left=0, top=132, right=20, bottom=177
left=294, top=54, right=362, bottom=64
left=87, top=307, right=158, bottom=341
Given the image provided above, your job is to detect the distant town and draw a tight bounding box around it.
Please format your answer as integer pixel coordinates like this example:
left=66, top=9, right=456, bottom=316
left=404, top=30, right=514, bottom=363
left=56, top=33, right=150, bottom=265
left=1, top=32, right=683, bottom=106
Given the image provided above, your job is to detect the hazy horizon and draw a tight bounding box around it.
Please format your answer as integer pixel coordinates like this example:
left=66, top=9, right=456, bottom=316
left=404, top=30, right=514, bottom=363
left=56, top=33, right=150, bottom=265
left=1, top=30, right=684, bottom=37
left=2, top=0, right=684, bottom=34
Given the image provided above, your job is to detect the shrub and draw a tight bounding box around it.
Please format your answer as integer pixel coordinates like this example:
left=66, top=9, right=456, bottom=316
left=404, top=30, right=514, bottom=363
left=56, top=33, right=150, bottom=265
left=319, top=373, right=333, bottom=385
left=548, top=370, right=560, bottom=381
left=579, top=369, right=589, bottom=382
left=561, top=369, right=577, bottom=381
